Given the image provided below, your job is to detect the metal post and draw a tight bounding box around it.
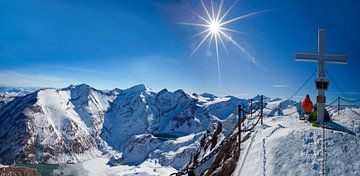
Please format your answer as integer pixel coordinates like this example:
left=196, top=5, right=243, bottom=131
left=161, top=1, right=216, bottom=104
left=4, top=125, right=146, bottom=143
left=317, top=29, right=326, bottom=124
left=337, top=97, right=341, bottom=114
left=260, top=95, right=264, bottom=125
left=238, top=105, right=242, bottom=150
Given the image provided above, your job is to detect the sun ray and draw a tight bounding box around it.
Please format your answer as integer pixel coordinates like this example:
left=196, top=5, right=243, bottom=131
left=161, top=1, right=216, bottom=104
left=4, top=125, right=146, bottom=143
left=216, top=0, right=224, bottom=22
left=211, top=0, right=215, bottom=22
left=200, top=0, right=212, bottom=21
left=218, top=0, right=239, bottom=22
left=191, top=29, right=211, bottom=39
left=219, top=30, right=256, bottom=63
left=217, top=32, right=229, bottom=56
left=207, top=33, right=214, bottom=51
left=190, top=31, right=212, bottom=57
left=219, top=27, right=249, bottom=35
left=191, top=10, right=211, bottom=24
left=220, top=10, right=268, bottom=26
left=180, top=0, right=264, bottom=93
left=177, top=22, right=209, bottom=28
left=214, top=31, right=221, bottom=91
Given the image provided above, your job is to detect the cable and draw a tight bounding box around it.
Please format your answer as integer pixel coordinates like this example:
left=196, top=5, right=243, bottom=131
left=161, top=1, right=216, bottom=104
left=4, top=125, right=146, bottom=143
left=287, top=69, right=317, bottom=101
left=327, top=69, right=360, bottom=110
left=326, top=70, right=348, bottom=99
left=326, top=98, right=339, bottom=107
left=339, top=97, right=360, bottom=103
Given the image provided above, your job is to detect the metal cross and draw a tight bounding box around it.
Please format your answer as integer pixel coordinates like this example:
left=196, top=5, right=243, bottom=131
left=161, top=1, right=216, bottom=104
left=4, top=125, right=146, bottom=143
left=295, top=28, right=348, bottom=124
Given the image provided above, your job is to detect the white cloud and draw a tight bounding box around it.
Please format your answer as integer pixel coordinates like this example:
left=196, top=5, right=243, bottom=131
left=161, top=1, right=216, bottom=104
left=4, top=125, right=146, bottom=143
left=42, top=65, right=109, bottom=74
left=273, top=84, right=288, bottom=88
left=0, top=71, right=68, bottom=88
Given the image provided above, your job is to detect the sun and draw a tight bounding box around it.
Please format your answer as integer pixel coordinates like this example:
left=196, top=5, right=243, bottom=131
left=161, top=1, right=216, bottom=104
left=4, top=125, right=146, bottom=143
left=209, top=20, right=221, bottom=34
left=179, top=0, right=266, bottom=93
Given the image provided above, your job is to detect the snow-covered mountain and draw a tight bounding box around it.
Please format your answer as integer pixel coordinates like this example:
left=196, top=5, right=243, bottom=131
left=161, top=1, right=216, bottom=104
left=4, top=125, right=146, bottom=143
left=0, top=84, right=117, bottom=164
left=0, top=87, right=38, bottom=109
left=0, top=84, right=253, bottom=166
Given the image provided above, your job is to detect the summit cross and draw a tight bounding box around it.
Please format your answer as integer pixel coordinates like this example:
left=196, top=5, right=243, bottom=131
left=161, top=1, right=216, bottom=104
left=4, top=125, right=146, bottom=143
left=295, top=28, right=348, bottom=124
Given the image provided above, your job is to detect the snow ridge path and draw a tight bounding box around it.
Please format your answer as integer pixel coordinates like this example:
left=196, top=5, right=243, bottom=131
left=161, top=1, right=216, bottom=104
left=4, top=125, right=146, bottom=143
left=262, top=138, right=266, bottom=176
left=237, top=130, right=258, bottom=175
left=261, top=124, right=285, bottom=176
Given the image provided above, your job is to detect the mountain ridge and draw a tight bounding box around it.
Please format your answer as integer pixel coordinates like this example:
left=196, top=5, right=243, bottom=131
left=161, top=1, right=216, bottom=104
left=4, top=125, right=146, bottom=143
left=0, top=84, right=292, bottom=169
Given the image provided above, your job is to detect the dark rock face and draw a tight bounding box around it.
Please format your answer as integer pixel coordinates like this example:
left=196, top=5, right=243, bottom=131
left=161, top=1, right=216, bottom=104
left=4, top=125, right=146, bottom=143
left=185, top=121, right=252, bottom=176
left=0, top=166, right=40, bottom=176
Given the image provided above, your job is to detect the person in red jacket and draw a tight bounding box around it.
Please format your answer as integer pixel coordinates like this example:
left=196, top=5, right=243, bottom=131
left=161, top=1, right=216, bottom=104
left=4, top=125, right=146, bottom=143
left=302, top=94, right=314, bottom=115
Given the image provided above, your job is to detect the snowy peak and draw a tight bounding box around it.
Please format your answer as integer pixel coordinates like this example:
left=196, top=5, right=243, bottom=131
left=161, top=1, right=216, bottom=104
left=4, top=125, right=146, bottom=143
left=0, top=85, right=117, bottom=164
left=0, top=86, right=38, bottom=94
left=126, top=84, right=149, bottom=93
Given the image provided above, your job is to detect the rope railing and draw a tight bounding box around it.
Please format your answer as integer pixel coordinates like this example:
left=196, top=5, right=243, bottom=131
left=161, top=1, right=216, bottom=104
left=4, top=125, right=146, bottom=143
left=244, top=111, right=262, bottom=121
left=170, top=131, right=239, bottom=176
left=241, top=104, right=262, bottom=115
left=339, top=97, right=360, bottom=103
left=169, top=96, right=265, bottom=176
left=324, top=97, right=360, bottom=116
left=286, top=69, right=317, bottom=101
left=326, top=98, right=339, bottom=107
left=240, top=117, right=262, bottom=133
left=241, top=99, right=261, bottom=114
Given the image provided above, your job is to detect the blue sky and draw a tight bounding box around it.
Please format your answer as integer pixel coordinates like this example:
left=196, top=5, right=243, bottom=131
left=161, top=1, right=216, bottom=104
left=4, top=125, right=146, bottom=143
left=0, top=0, right=359, bottom=101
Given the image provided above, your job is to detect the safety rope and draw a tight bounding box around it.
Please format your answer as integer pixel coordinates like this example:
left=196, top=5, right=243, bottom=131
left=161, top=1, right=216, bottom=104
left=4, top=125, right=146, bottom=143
left=244, top=111, right=262, bottom=121
left=170, top=131, right=239, bottom=176
left=241, top=101, right=262, bottom=114
left=326, top=69, right=360, bottom=116
left=326, top=70, right=348, bottom=99
left=287, top=69, right=317, bottom=101
left=339, top=97, right=360, bottom=103
left=326, top=98, right=339, bottom=107
left=241, top=117, right=262, bottom=132
left=170, top=98, right=264, bottom=176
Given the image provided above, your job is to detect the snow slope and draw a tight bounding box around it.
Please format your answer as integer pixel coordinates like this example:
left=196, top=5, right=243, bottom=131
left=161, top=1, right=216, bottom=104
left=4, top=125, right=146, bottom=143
left=234, top=108, right=360, bottom=176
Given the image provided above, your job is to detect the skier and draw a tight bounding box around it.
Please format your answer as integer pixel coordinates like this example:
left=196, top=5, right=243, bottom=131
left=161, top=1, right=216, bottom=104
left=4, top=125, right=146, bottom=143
left=301, top=94, right=314, bottom=119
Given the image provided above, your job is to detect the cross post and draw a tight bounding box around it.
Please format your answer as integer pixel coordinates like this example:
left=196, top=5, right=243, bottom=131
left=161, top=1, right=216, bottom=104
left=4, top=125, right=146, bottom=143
left=295, top=29, right=348, bottom=124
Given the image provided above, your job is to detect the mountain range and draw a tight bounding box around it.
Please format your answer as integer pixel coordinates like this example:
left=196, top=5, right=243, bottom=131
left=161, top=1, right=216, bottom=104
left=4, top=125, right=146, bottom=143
left=0, top=84, right=295, bottom=171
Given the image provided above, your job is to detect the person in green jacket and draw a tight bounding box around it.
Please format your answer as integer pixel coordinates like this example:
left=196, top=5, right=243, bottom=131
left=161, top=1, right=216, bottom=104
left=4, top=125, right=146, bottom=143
left=309, top=104, right=317, bottom=122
